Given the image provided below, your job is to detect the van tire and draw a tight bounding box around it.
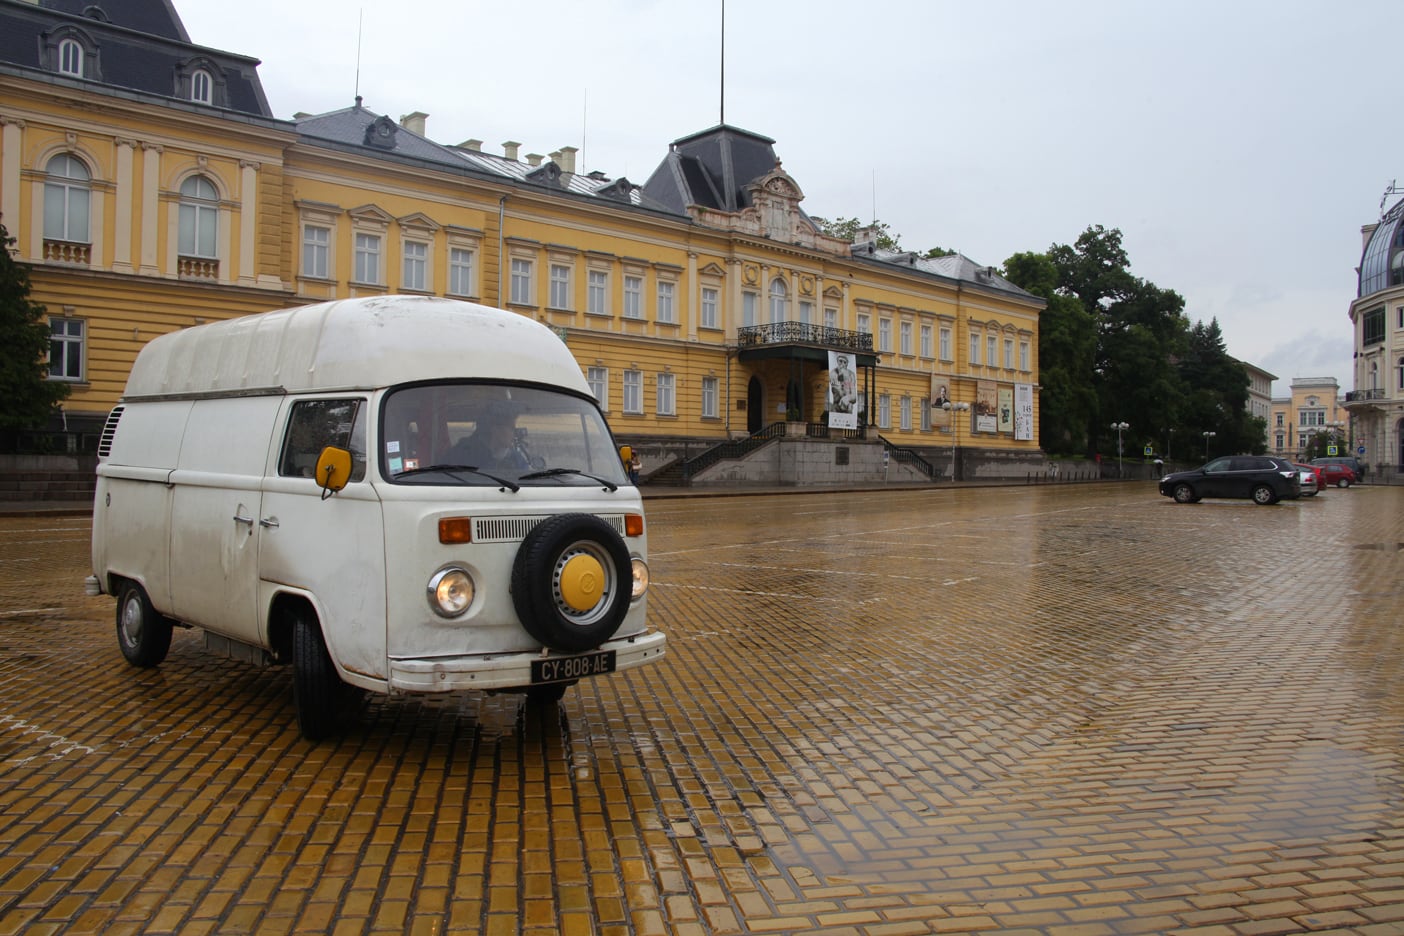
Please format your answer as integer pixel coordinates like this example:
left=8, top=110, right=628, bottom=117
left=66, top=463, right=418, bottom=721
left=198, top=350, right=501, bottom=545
left=293, top=610, right=342, bottom=741
left=116, top=581, right=173, bottom=668
left=511, top=513, right=631, bottom=653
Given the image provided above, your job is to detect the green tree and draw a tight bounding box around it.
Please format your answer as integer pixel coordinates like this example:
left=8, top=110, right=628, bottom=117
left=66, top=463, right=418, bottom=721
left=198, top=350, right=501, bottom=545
left=0, top=223, right=68, bottom=430
left=1178, top=318, right=1262, bottom=456
left=810, top=216, right=953, bottom=258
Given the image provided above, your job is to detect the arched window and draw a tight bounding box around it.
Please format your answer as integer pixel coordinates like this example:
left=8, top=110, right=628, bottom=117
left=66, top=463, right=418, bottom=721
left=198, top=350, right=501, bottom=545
left=58, top=38, right=83, bottom=76
left=190, top=69, right=212, bottom=104
left=43, top=153, right=90, bottom=243
left=178, top=175, right=219, bottom=258
left=768, top=277, right=788, bottom=324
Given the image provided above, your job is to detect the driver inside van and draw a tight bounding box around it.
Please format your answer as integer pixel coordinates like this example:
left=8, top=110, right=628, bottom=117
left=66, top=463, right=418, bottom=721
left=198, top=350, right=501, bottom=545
left=447, top=408, right=528, bottom=470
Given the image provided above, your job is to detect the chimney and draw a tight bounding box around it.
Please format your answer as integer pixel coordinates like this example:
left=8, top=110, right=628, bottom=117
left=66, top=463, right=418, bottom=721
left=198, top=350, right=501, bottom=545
left=399, top=111, right=428, bottom=135
left=502, top=140, right=521, bottom=161
left=456, top=138, right=483, bottom=153
left=525, top=153, right=544, bottom=167
left=557, top=146, right=578, bottom=175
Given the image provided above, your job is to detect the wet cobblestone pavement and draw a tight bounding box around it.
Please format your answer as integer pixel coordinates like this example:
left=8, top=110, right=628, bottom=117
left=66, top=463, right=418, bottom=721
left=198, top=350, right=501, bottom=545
left=1, top=482, right=1402, bottom=935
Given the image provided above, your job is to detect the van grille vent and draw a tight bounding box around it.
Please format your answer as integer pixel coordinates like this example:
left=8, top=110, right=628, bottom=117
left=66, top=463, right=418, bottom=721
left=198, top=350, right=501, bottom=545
left=472, top=514, right=625, bottom=544
left=97, top=406, right=125, bottom=458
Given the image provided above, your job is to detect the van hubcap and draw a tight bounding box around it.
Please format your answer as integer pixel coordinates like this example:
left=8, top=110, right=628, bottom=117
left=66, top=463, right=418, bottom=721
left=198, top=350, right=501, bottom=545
left=557, top=552, right=605, bottom=612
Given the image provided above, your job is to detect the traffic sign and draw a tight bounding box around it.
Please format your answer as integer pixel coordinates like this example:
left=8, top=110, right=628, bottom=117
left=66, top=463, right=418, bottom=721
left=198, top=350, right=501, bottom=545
left=1327, top=444, right=1338, bottom=456
left=1358, top=445, right=1367, bottom=456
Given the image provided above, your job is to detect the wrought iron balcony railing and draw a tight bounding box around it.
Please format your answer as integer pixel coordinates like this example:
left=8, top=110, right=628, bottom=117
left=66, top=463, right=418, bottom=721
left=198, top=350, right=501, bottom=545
left=737, top=322, right=875, bottom=353
left=1344, top=389, right=1387, bottom=402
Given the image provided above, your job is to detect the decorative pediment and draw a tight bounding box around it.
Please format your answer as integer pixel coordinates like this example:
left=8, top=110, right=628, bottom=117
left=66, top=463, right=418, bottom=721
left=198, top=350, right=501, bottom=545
left=823, top=285, right=844, bottom=300
left=348, top=204, right=394, bottom=227
left=398, top=211, right=440, bottom=233
left=699, top=262, right=726, bottom=278
left=743, top=162, right=811, bottom=242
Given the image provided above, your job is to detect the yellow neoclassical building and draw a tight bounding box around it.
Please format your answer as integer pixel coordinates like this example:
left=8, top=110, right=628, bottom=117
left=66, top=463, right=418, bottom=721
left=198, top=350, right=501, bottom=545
left=1, top=0, right=1044, bottom=483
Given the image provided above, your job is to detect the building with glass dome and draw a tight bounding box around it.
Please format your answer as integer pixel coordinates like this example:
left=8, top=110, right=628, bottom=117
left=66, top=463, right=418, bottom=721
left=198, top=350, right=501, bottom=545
left=1348, top=196, right=1404, bottom=478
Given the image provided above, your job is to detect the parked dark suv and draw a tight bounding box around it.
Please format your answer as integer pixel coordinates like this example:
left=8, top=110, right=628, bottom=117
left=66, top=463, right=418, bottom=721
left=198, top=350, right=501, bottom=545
left=1159, top=455, right=1302, bottom=505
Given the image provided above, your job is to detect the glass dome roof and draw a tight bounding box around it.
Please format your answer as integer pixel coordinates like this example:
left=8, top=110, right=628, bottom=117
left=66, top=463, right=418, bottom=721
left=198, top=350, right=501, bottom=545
left=1359, top=197, right=1404, bottom=298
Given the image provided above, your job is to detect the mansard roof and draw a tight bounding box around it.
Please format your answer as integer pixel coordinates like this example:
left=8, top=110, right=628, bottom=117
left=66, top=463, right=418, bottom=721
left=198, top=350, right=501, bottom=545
left=641, top=123, right=786, bottom=214
left=0, top=0, right=271, bottom=116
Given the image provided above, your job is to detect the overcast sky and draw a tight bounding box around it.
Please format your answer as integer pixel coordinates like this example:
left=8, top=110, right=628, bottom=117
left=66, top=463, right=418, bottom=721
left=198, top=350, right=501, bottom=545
left=178, top=0, right=1404, bottom=397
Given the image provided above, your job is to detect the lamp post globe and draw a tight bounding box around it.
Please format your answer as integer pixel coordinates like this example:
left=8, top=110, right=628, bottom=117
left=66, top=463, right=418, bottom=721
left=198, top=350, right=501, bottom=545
left=1110, top=422, right=1129, bottom=478
left=1202, top=430, right=1216, bottom=461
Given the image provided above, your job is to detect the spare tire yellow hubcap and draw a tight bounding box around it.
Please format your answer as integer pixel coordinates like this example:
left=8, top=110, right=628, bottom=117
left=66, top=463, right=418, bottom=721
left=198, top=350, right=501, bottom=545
left=559, top=553, right=605, bottom=611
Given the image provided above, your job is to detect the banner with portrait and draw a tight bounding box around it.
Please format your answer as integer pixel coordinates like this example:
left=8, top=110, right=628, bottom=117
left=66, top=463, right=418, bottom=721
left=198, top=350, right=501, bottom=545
left=997, top=387, right=1014, bottom=434
left=975, top=381, right=998, bottom=433
left=827, top=350, right=858, bottom=430
left=929, top=375, right=951, bottom=428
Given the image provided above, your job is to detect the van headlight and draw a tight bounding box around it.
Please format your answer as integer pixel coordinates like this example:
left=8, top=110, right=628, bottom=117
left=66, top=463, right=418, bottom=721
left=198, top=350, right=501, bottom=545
left=427, top=567, right=475, bottom=617
left=631, top=558, right=649, bottom=600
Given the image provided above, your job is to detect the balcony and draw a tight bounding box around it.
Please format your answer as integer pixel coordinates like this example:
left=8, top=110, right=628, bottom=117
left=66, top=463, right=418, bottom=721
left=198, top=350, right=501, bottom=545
left=737, top=322, right=878, bottom=365
left=42, top=239, right=91, bottom=265
left=178, top=256, right=220, bottom=281
left=1344, top=388, right=1388, bottom=406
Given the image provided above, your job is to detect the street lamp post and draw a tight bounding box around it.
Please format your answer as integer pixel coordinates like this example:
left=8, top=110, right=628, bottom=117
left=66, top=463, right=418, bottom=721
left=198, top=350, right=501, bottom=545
left=942, top=401, right=971, bottom=482
left=1111, top=422, right=1129, bottom=479
left=1202, top=430, right=1216, bottom=461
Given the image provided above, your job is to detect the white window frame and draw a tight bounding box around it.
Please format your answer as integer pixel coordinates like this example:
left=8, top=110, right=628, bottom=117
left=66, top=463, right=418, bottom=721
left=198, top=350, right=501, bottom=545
left=623, top=275, right=644, bottom=320
left=549, top=263, right=572, bottom=310
left=920, top=399, right=931, bottom=431
left=857, top=312, right=871, bottom=336
left=768, top=277, right=788, bottom=324
left=799, top=300, right=813, bottom=325
left=656, top=280, right=677, bottom=324
left=623, top=369, right=643, bottom=414
left=58, top=38, right=83, bottom=77
left=401, top=240, right=429, bottom=291
left=743, top=292, right=758, bottom=327
left=1003, top=337, right=1014, bottom=370
left=190, top=69, right=213, bottom=104
left=587, top=366, right=608, bottom=408
left=509, top=257, right=533, bottom=305
left=900, top=395, right=911, bottom=431
left=939, top=326, right=952, bottom=361
left=178, top=175, right=219, bottom=259
left=44, top=153, right=91, bottom=244
left=878, top=393, right=891, bottom=429
left=701, top=376, right=718, bottom=418
left=700, top=287, right=719, bottom=330
left=987, top=335, right=998, bottom=368
left=879, top=318, right=892, bottom=353
left=448, top=247, right=475, bottom=296
left=1019, top=340, right=1030, bottom=371
left=353, top=232, right=382, bottom=285
left=920, top=324, right=933, bottom=359
left=302, top=224, right=330, bottom=279
left=656, top=373, right=676, bottom=416
left=48, top=316, right=85, bottom=382
left=900, top=321, right=912, bottom=356
left=824, top=307, right=837, bottom=329
left=969, top=333, right=981, bottom=366
left=587, top=270, right=609, bottom=316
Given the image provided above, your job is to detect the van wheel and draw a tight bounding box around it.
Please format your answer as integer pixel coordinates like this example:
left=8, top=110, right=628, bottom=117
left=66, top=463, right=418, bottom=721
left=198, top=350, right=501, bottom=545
left=525, top=682, right=572, bottom=705
left=511, top=514, right=631, bottom=653
left=293, top=609, right=343, bottom=741
left=116, top=581, right=173, bottom=668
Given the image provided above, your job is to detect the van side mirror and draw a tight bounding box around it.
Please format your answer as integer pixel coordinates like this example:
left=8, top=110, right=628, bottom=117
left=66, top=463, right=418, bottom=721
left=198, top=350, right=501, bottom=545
left=619, top=445, right=632, bottom=465
left=316, top=446, right=353, bottom=499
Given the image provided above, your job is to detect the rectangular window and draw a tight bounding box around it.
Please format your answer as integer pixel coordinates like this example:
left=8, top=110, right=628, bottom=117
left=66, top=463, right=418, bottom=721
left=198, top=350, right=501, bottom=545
left=824, top=307, right=837, bottom=329
left=987, top=335, right=998, bottom=367
left=743, top=292, right=758, bottom=327
left=623, top=370, right=643, bottom=414
left=969, top=333, right=981, bottom=365
left=900, top=322, right=912, bottom=356
left=878, top=393, right=891, bottom=429
left=279, top=398, right=366, bottom=483
left=656, top=281, right=676, bottom=324
left=1275, top=413, right=1284, bottom=427
left=353, top=233, right=381, bottom=284
left=1019, top=341, right=1030, bottom=371
left=178, top=201, right=217, bottom=258
left=49, top=317, right=84, bottom=381
left=939, top=327, right=952, bottom=361
left=587, top=270, right=608, bottom=315
left=858, top=313, right=871, bottom=336
left=587, top=366, right=607, bottom=408
left=920, top=399, right=931, bottom=431
left=510, top=258, right=532, bottom=305
left=1363, top=306, right=1385, bottom=346
left=656, top=373, right=675, bottom=415
left=700, top=288, right=719, bottom=329
left=920, top=325, right=933, bottom=359
left=623, top=276, right=643, bottom=319
left=449, top=248, right=474, bottom=296
left=549, top=263, right=572, bottom=309
left=900, top=396, right=911, bottom=431
left=1003, top=338, right=1014, bottom=369
left=301, top=225, right=329, bottom=279
left=402, top=241, right=427, bottom=291
left=799, top=300, right=813, bottom=325
left=701, top=376, right=718, bottom=418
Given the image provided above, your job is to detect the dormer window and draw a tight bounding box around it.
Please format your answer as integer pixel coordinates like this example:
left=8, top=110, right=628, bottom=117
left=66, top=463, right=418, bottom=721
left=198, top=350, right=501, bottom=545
left=190, top=69, right=212, bottom=104
left=58, top=38, right=83, bottom=76
left=364, top=116, right=398, bottom=150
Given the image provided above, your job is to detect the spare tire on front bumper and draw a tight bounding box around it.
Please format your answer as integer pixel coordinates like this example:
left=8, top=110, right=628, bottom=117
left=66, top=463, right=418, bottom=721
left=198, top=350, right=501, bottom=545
left=511, top=513, right=633, bottom=653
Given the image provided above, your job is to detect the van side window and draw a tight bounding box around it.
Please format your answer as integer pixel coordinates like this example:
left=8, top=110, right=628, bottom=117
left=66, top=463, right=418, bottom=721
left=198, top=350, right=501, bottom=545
left=279, top=399, right=367, bottom=482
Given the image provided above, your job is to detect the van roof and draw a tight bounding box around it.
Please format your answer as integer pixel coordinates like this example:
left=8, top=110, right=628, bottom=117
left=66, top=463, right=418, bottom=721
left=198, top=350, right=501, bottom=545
left=121, top=296, right=591, bottom=399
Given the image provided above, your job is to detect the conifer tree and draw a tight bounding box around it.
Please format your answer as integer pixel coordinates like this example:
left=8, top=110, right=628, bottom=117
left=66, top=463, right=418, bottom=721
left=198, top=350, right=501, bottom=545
left=0, top=223, right=69, bottom=430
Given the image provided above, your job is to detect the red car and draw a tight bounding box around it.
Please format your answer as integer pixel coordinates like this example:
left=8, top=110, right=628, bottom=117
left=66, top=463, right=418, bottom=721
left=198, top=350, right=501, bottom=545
left=1314, top=461, right=1357, bottom=488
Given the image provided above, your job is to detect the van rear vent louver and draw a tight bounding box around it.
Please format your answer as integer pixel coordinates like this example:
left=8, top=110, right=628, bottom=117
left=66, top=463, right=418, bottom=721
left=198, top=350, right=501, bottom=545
left=97, top=406, right=125, bottom=458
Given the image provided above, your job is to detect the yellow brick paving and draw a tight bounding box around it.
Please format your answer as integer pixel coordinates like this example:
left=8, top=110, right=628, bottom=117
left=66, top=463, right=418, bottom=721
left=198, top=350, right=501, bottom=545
left=0, top=484, right=1401, bottom=934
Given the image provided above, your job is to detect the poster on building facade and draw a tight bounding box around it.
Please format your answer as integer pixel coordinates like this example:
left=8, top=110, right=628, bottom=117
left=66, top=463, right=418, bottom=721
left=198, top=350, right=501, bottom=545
left=1015, top=383, right=1034, bottom=440
left=828, top=350, right=859, bottom=430
left=975, top=381, right=998, bottom=433
left=929, top=374, right=951, bottom=428
left=998, top=387, right=1014, bottom=434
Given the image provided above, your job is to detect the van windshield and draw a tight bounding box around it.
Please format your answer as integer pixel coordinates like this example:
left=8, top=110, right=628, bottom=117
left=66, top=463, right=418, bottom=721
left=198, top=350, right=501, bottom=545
left=380, top=383, right=627, bottom=488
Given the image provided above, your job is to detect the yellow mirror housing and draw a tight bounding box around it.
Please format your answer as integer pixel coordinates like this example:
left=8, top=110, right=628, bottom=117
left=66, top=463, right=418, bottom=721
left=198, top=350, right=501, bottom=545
left=316, top=446, right=353, bottom=496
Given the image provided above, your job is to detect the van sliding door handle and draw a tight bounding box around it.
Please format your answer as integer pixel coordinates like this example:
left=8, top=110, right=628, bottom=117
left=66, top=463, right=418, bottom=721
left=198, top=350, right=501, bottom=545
left=232, top=513, right=254, bottom=526
left=259, top=517, right=279, bottom=528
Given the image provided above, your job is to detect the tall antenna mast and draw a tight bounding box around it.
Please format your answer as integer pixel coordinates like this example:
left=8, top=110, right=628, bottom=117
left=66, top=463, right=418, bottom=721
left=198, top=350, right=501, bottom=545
left=719, top=0, right=725, bottom=126
left=354, top=8, right=363, bottom=104
left=581, top=88, right=588, bottom=172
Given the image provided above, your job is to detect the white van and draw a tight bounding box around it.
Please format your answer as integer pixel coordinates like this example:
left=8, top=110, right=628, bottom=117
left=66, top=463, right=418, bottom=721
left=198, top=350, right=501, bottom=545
left=87, top=296, right=664, bottom=739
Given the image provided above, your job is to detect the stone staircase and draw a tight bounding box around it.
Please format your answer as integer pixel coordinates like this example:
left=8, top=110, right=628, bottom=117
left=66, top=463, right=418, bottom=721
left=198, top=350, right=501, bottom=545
left=0, top=457, right=97, bottom=504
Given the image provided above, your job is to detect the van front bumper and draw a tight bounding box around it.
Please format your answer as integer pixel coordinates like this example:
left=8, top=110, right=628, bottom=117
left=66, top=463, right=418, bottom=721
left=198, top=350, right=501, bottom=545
left=386, top=629, right=666, bottom=694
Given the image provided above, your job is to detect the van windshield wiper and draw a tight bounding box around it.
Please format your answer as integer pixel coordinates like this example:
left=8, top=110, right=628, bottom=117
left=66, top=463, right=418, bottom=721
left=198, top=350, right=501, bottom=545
left=394, top=464, right=520, bottom=492
left=518, top=467, right=618, bottom=492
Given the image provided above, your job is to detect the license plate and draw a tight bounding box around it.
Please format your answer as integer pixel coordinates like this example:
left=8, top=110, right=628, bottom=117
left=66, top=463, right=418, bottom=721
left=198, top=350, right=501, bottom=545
left=531, top=650, right=616, bottom=684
